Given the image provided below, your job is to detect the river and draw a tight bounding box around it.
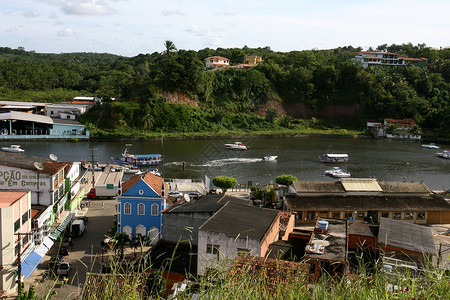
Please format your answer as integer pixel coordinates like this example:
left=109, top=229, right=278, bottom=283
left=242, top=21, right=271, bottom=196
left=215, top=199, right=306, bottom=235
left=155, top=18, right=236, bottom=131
left=5, top=137, right=449, bottom=190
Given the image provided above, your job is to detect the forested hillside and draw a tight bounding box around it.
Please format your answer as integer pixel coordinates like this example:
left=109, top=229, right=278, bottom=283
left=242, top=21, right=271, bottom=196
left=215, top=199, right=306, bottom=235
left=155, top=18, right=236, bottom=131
left=0, top=43, right=449, bottom=138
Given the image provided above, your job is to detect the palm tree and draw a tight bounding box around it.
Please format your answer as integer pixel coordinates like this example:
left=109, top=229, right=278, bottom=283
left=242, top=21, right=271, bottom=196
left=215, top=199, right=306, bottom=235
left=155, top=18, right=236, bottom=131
left=163, top=40, right=177, bottom=56
left=409, top=124, right=422, bottom=137
left=114, top=232, right=131, bottom=260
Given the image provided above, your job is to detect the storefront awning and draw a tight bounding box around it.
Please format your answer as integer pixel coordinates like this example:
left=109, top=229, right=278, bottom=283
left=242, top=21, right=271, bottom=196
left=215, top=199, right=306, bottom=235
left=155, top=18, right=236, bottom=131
left=20, top=252, right=43, bottom=278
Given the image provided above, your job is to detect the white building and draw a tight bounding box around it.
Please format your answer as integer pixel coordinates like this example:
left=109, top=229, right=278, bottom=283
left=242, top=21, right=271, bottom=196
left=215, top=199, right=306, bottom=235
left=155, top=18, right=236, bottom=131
left=45, top=103, right=91, bottom=120
left=0, top=191, right=31, bottom=296
left=204, top=56, right=230, bottom=70
left=353, top=51, right=428, bottom=69
left=197, top=202, right=284, bottom=276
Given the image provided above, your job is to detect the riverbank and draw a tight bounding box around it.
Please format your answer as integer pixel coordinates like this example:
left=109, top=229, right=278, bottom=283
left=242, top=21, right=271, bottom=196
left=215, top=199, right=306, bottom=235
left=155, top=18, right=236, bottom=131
left=88, top=127, right=369, bottom=142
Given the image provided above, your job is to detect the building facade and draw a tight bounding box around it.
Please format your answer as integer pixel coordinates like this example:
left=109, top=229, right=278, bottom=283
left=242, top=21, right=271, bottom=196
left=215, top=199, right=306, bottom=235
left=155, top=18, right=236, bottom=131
left=117, top=173, right=167, bottom=243
left=0, top=191, right=31, bottom=295
left=204, top=56, right=230, bottom=70
left=353, top=51, right=428, bottom=68
left=197, top=202, right=283, bottom=276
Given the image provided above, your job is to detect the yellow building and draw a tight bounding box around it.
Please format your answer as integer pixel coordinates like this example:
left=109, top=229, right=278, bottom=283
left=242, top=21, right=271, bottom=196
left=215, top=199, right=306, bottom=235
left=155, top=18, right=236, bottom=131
left=244, top=55, right=263, bottom=67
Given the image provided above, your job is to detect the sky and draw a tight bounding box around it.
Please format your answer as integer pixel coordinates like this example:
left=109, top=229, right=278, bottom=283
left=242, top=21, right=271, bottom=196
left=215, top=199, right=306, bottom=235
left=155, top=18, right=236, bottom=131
left=1, top=0, right=450, bottom=57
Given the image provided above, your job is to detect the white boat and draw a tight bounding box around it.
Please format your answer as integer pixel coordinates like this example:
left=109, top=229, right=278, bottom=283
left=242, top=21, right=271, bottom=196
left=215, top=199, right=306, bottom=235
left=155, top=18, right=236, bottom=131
left=1, top=145, right=25, bottom=153
left=262, top=155, right=278, bottom=161
left=324, top=167, right=341, bottom=176
left=149, top=168, right=161, bottom=176
left=319, top=153, right=349, bottom=163
left=111, top=148, right=162, bottom=166
left=225, top=142, right=249, bottom=150
left=436, top=150, right=450, bottom=159
left=124, top=166, right=142, bottom=174
left=421, top=143, right=440, bottom=149
left=331, top=169, right=351, bottom=178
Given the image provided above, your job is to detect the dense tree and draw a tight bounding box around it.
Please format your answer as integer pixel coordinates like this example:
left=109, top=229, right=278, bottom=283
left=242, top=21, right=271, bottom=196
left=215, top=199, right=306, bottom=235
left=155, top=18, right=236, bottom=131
left=212, top=176, right=238, bottom=193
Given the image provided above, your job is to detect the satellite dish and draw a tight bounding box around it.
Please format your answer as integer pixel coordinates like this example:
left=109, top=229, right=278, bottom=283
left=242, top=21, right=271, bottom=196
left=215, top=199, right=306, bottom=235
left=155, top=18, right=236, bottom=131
left=49, top=154, right=58, bottom=161
left=34, top=162, right=44, bottom=171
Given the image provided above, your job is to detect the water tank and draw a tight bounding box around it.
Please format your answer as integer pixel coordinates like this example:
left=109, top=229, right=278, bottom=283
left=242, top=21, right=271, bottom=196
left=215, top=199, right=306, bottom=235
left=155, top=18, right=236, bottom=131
left=318, top=220, right=329, bottom=230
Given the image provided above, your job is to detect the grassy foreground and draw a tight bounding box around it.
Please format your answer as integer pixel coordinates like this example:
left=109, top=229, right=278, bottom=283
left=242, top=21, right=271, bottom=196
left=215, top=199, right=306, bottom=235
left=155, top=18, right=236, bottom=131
left=23, top=252, right=449, bottom=300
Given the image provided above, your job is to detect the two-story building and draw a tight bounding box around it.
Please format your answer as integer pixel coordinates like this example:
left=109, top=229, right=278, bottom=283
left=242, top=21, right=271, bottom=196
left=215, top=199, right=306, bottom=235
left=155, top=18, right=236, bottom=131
left=117, top=172, right=167, bottom=244
left=353, top=51, right=428, bottom=69
left=204, top=56, right=230, bottom=70
left=197, top=202, right=292, bottom=276
left=0, top=191, right=31, bottom=296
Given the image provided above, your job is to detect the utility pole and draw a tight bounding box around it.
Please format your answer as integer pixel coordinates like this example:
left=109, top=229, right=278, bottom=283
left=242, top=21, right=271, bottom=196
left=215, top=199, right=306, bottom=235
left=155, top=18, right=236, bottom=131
left=15, top=232, right=33, bottom=296
left=88, top=146, right=98, bottom=190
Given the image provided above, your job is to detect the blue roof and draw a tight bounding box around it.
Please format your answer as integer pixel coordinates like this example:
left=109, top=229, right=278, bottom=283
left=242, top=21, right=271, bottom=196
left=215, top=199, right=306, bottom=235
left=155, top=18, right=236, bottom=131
left=133, top=154, right=161, bottom=159
left=20, top=252, right=43, bottom=278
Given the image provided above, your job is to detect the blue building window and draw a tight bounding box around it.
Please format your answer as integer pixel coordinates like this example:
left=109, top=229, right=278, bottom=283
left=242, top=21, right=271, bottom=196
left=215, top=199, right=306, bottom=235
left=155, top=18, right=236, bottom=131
left=124, top=202, right=131, bottom=215
left=151, top=203, right=158, bottom=216
left=138, top=203, right=145, bottom=215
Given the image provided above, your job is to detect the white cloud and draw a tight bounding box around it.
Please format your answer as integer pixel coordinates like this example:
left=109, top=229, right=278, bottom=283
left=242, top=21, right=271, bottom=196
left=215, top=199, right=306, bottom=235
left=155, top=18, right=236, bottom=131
left=161, top=9, right=187, bottom=17
left=23, top=11, right=39, bottom=18
left=57, top=27, right=76, bottom=37
left=61, top=0, right=117, bottom=16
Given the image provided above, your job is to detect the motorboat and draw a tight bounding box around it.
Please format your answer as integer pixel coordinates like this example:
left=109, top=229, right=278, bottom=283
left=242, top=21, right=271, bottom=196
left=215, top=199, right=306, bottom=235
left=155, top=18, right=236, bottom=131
left=262, top=155, right=278, bottom=161
left=331, top=169, right=351, bottom=178
left=421, top=143, right=440, bottom=149
left=324, top=167, right=341, bottom=176
left=149, top=168, right=161, bottom=176
left=1, top=145, right=25, bottom=153
left=436, top=150, right=450, bottom=159
left=111, top=147, right=162, bottom=166
left=124, top=166, right=143, bottom=174
left=319, top=153, right=349, bottom=163
left=225, top=142, right=249, bottom=150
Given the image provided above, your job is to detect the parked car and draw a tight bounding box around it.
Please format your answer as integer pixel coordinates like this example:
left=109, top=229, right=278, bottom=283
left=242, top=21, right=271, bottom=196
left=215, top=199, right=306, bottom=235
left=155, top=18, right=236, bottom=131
left=188, top=192, right=201, bottom=200
left=168, top=191, right=183, bottom=198
left=56, top=262, right=72, bottom=276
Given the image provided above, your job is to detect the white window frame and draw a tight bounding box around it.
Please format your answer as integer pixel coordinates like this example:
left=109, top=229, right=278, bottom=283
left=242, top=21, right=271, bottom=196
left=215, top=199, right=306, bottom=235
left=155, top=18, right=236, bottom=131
left=124, top=202, right=131, bottom=215
left=151, top=203, right=158, bottom=216
left=138, top=203, right=145, bottom=215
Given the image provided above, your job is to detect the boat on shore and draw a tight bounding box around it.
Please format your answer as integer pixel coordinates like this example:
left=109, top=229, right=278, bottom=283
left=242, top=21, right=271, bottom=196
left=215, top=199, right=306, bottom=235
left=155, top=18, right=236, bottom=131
left=1, top=145, right=25, bottom=153
left=422, top=143, right=440, bottom=149
left=225, top=142, right=249, bottom=150
left=262, top=155, right=278, bottom=161
left=111, top=148, right=162, bottom=166
left=319, top=153, right=349, bottom=163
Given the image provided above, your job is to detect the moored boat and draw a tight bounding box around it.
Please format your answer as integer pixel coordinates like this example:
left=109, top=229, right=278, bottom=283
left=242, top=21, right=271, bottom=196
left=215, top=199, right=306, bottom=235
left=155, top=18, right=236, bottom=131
left=111, top=148, right=162, bottom=166
left=319, top=153, right=349, bottom=163
left=421, top=143, right=440, bottom=149
left=1, top=145, right=25, bottom=153
left=225, top=142, right=249, bottom=150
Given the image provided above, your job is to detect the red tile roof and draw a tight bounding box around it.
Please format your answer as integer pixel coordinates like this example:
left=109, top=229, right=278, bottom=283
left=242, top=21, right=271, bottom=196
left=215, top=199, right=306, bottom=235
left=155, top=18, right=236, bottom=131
left=384, top=118, right=416, bottom=126
left=205, top=56, right=230, bottom=61
left=122, top=172, right=165, bottom=197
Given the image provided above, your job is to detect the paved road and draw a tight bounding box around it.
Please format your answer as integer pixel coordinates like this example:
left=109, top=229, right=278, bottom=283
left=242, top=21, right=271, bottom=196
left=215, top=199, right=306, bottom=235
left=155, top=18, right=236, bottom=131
left=23, top=197, right=117, bottom=299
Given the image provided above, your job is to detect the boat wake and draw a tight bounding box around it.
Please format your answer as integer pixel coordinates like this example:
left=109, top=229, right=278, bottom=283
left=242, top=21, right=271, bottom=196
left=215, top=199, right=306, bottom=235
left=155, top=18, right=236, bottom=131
left=190, top=158, right=263, bottom=167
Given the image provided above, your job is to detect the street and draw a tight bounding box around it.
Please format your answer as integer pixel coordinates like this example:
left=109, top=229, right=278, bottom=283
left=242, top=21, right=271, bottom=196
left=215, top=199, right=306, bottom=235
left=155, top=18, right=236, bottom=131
left=23, top=197, right=117, bottom=299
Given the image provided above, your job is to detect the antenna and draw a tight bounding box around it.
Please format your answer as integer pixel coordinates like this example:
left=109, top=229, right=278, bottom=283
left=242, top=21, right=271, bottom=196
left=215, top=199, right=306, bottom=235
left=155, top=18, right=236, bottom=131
left=34, top=162, right=44, bottom=171
left=49, top=154, right=58, bottom=161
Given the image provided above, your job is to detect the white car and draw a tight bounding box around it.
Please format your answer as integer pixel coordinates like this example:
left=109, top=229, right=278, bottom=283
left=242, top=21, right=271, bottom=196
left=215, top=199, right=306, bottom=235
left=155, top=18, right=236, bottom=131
left=168, top=191, right=183, bottom=198
left=56, top=262, right=72, bottom=275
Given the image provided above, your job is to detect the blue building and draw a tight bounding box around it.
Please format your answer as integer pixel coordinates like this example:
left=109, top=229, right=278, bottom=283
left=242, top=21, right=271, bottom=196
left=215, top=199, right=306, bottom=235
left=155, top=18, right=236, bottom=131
left=117, top=173, right=167, bottom=244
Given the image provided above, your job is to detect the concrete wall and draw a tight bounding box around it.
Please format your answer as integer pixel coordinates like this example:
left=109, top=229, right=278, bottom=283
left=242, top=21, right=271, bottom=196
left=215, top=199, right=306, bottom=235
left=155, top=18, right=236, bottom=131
left=197, top=230, right=261, bottom=276
left=162, top=212, right=212, bottom=244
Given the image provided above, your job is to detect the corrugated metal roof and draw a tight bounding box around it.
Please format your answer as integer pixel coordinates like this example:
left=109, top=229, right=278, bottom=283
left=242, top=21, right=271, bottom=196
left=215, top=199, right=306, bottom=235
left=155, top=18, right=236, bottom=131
left=340, top=178, right=382, bottom=192
left=0, top=111, right=53, bottom=124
